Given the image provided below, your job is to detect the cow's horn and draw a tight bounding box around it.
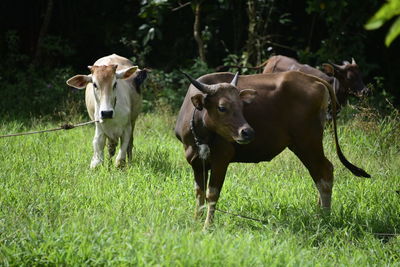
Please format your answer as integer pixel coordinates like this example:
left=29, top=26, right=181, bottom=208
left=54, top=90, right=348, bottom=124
left=331, top=63, right=344, bottom=70
left=181, top=71, right=214, bottom=94
left=230, top=72, right=239, bottom=86
left=351, top=57, right=356, bottom=64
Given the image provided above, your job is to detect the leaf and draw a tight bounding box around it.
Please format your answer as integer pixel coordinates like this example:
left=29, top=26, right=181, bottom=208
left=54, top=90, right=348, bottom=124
left=385, top=16, right=400, bottom=46
left=365, top=0, right=400, bottom=30
left=365, top=19, right=384, bottom=30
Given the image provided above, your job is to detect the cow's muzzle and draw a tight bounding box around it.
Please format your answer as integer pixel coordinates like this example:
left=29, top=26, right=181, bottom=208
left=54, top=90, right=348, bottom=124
left=236, top=127, right=255, bottom=144
left=100, top=110, right=114, bottom=119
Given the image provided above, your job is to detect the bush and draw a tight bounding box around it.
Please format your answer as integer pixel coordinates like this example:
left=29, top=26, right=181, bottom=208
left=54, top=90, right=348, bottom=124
left=141, top=58, right=213, bottom=112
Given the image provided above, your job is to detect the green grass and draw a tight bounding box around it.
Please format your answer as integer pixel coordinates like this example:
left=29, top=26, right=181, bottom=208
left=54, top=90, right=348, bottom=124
left=0, top=106, right=399, bottom=266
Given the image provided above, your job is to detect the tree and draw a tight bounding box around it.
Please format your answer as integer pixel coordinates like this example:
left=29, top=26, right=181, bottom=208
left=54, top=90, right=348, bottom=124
left=192, top=0, right=206, bottom=62
left=32, top=0, right=54, bottom=66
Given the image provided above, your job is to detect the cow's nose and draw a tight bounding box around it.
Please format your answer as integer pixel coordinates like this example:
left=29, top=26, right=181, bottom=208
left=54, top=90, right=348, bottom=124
left=240, top=127, right=255, bottom=141
left=101, top=110, right=113, bottom=119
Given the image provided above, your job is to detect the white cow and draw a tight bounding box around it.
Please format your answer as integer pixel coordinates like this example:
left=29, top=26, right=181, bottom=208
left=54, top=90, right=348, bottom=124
left=66, top=54, right=147, bottom=168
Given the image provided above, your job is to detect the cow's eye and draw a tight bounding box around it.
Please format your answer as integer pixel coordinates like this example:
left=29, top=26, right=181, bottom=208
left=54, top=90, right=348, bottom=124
left=217, top=106, right=227, bottom=112
left=93, top=83, right=98, bottom=89
left=113, top=82, right=117, bottom=89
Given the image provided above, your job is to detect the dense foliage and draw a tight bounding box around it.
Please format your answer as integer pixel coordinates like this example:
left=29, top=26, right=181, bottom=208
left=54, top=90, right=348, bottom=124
left=0, top=0, right=399, bottom=117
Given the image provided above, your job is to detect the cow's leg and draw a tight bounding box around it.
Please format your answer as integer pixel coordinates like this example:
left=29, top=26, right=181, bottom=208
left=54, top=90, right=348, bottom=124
left=106, top=138, right=117, bottom=168
left=302, top=154, right=333, bottom=209
left=289, top=128, right=334, bottom=209
left=115, top=125, right=133, bottom=168
left=90, top=126, right=106, bottom=168
left=204, top=161, right=229, bottom=229
left=185, top=146, right=210, bottom=219
left=107, top=138, right=117, bottom=158
left=203, top=142, right=234, bottom=229
left=127, top=124, right=135, bottom=163
left=193, top=160, right=210, bottom=219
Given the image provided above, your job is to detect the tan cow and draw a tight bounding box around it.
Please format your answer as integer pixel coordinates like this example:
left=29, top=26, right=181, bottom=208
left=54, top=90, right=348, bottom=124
left=66, top=54, right=147, bottom=168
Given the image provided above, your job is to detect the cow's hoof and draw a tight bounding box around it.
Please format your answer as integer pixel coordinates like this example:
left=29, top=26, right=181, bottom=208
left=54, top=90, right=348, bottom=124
left=317, top=206, right=331, bottom=217
left=194, top=205, right=206, bottom=219
left=202, top=221, right=215, bottom=232
left=90, top=160, right=102, bottom=169
left=115, top=160, right=126, bottom=169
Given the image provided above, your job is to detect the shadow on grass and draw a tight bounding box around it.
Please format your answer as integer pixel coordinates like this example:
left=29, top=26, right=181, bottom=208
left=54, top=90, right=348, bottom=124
left=216, top=200, right=400, bottom=244
left=133, top=146, right=181, bottom=179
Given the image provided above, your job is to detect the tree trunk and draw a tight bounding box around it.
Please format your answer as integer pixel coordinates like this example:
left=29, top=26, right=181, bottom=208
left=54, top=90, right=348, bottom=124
left=33, top=0, right=53, bottom=66
left=245, top=0, right=257, bottom=65
left=193, top=1, right=206, bottom=62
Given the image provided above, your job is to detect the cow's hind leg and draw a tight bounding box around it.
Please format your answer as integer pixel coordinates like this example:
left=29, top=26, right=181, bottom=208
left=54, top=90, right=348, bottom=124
left=107, top=138, right=117, bottom=161
left=115, top=125, right=133, bottom=168
left=289, top=128, right=334, bottom=210
left=127, top=132, right=134, bottom=163
left=127, top=122, right=137, bottom=164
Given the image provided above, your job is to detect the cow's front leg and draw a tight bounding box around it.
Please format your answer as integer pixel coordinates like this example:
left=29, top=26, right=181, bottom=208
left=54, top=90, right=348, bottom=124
left=91, top=126, right=106, bottom=168
left=185, top=145, right=210, bottom=219
left=115, top=125, right=133, bottom=168
left=193, top=161, right=210, bottom=219
left=203, top=142, right=234, bottom=229
left=203, top=163, right=228, bottom=229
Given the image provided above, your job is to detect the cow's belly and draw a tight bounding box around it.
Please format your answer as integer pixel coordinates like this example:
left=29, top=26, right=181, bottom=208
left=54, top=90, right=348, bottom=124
left=231, top=127, right=290, bottom=163
left=232, top=141, right=287, bottom=163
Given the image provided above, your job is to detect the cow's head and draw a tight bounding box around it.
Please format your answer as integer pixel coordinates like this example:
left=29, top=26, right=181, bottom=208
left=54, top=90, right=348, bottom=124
left=183, top=72, right=257, bottom=144
left=322, top=58, right=369, bottom=97
left=66, top=64, right=138, bottom=122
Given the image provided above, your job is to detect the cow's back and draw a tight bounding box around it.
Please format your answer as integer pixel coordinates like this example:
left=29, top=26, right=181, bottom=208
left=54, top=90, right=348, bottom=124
left=263, top=55, right=331, bottom=83
left=93, top=54, right=134, bottom=70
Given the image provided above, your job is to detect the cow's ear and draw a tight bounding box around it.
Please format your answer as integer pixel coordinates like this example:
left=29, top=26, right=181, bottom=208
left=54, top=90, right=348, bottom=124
left=191, top=93, right=205, bottom=110
left=134, top=69, right=148, bottom=88
left=322, top=64, right=334, bottom=76
left=66, top=75, right=92, bottom=89
left=239, top=89, right=257, bottom=104
left=116, top=66, right=138, bottom=79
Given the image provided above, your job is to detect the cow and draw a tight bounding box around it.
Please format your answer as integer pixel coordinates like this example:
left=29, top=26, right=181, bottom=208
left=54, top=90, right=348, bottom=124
left=175, top=71, right=370, bottom=229
left=66, top=54, right=147, bottom=168
left=262, top=55, right=369, bottom=111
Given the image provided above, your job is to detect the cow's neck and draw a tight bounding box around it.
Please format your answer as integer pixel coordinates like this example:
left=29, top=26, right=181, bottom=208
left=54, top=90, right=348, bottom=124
left=333, top=72, right=350, bottom=106
left=190, top=108, right=212, bottom=160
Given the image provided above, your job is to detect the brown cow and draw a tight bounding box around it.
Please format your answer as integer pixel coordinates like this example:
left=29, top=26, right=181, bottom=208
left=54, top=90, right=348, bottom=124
left=175, top=71, right=370, bottom=229
left=263, top=55, right=369, bottom=110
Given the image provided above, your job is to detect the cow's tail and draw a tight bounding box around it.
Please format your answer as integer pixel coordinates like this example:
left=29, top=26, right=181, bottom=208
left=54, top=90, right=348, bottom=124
left=322, top=79, right=371, bottom=178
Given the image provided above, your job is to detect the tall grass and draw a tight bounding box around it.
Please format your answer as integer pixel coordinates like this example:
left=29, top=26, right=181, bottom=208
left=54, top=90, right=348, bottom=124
left=0, top=105, right=399, bottom=266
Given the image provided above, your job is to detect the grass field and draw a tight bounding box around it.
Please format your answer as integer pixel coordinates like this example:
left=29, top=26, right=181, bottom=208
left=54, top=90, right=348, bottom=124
left=0, top=106, right=399, bottom=266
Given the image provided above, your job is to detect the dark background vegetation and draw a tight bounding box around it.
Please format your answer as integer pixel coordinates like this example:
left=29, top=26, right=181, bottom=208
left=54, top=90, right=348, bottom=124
left=0, top=0, right=398, bottom=118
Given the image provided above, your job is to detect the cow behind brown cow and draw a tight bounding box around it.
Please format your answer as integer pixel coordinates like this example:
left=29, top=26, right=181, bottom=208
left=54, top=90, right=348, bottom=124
left=262, top=55, right=369, bottom=110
